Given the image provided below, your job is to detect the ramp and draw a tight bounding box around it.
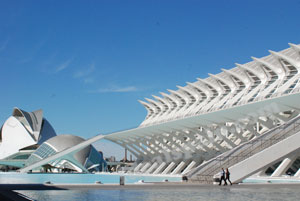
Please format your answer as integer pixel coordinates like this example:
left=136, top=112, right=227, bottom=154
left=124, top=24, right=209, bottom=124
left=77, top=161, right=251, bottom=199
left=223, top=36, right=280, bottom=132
left=186, top=115, right=300, bottom=183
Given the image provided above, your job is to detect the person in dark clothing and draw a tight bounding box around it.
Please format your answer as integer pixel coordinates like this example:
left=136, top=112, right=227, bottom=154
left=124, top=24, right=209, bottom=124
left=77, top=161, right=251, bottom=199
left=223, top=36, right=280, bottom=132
left=225, top=168, right=232, bottom=185
left=219, top=168, right=227, bottom=186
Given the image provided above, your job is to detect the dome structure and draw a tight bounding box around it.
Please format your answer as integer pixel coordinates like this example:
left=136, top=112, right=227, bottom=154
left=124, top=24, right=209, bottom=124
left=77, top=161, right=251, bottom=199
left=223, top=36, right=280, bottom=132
left=0, top=107, right=56, bottom=160
left=26, top=134, right=106, bottom=172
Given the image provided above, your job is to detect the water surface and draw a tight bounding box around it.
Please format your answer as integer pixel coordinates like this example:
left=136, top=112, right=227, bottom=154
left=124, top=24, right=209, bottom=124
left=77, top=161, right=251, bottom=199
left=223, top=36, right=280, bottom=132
left=17, top=184, right=300, bottom=201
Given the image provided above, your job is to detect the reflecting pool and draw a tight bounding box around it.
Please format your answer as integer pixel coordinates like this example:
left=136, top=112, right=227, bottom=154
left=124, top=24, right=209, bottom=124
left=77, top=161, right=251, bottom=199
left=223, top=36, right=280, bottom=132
left=17, top=184, right=300, bottom=201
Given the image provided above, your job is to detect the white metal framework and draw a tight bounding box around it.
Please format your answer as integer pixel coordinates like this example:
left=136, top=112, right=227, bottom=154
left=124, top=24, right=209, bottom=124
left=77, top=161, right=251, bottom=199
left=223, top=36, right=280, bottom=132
left=20, top=43, right=300, bottom=182
left=104, top=43, right=300, bottom=177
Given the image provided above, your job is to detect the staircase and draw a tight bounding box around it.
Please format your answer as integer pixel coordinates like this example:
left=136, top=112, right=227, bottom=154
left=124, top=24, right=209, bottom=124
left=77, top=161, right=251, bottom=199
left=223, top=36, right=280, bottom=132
left=185, top=115, right=300, bottom=184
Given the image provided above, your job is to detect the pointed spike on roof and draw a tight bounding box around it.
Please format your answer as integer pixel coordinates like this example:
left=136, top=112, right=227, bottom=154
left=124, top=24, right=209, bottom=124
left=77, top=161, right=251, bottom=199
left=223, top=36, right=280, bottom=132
left=208, top=73, right=220, bottom=81
left=221, top=68, right=232, bottom=74
left=160, top=92, right=167, bottom=96
left=176, top=85, right=186, bottom=91
left=186, top=82, right=197, bottom=88
left=138, top=100, right=147, bottom=105
left=168, top=89, right=181, bottom=97
left=251, top=56, right=280, bottom=73
left=145, top=98, right=154, bottom=102
left=288, top=43, right=300, bottom=51
left=235, top=63, right=247, bottom=71
left=208, top=73, right=222, bottom=80
left=269, top=50, right=300, bottom=67
left=167, top=89, right=174, bottom=93
left=288, top=43, right=297, bottom=47
left=152, top=95, right=162, bottom=101
left=251, top=56, right=258, bottom=61
left=251, top=56, right=269, bottom=66
left=268, top=50, right=277, bottom=56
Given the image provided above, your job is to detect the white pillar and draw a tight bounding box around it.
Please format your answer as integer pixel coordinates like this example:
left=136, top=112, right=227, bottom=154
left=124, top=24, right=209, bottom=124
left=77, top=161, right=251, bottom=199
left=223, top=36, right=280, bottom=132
left=140, top=162, right=151, bottom=173
left=171, top=161, right=186, bottom=175
left=182, top=161, right=196, bottom=175
left=271, top=157, right=295, bottom=177
left=294, top=168, right=300, bottom=177
left=133, top=163, right=144, bottom=172
left=153, top=162, right=166, bottom=174
left=162, top=162, right=175, bottom=174
left=145, top=162, right=158, bottom=174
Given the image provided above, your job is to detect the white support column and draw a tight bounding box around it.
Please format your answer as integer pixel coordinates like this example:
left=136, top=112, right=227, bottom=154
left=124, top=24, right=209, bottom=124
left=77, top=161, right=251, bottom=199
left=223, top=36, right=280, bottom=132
left=162, top=162, right=176, bottom=174
left=294, top=168, right=300, bottom=177
left=171, top=161, right=186, bottom=175
left=140, top=162, right=151, bottom=173
left=153, top=162, right=166, bottom=174
left=145, top=162, right=158, bottom=174
left=133, top=163, right=144, bottom=172
left=182, top=161, right=196, bottom=175
left=271, top=157, right=296, bottom=177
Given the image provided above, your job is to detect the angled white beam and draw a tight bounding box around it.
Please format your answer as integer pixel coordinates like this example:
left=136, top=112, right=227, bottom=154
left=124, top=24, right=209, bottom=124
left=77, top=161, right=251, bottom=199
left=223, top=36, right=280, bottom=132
left=167, top=89, right=188, bottom=105
left=160, top=92, right=179, bottom=111
left=186, top=82, right=209, bottom=97
left=271, top=156, right=297, bottom=177
left=145, top=98, right=163, bottom=115
left=288, top=43, right=300, bottom=53
left=221, top=68, right=250, bottom=89
left=251, top=56, right=283, bottom=76
left=197, top=78, right=221, bottom=94
left=236, top=63, right=267, bottom=82
left=152, top=95, right=170, bottom=114
left=208, top=73, right=235, bottom=90
left=269, top=50, right=300, bottom=69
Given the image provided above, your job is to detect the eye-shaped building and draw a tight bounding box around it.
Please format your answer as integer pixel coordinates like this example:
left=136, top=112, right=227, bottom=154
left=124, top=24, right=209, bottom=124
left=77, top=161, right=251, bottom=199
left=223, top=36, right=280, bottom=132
left=0, top=108, right=106, bottom=173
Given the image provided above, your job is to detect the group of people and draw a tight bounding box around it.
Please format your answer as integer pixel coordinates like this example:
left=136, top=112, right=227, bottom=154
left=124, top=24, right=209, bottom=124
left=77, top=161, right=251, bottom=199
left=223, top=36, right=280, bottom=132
left=219, top=168, right=232, bottom=185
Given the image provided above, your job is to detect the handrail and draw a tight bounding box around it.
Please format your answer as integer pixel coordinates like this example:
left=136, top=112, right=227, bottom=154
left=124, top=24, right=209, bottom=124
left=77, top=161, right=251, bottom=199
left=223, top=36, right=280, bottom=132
left=186, top=115, right=300, bottom=182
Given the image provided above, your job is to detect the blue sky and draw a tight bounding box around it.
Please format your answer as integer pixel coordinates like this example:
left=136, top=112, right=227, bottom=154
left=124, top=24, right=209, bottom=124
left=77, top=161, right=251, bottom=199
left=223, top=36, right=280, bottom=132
left=1, top=0, right=300, bottom=159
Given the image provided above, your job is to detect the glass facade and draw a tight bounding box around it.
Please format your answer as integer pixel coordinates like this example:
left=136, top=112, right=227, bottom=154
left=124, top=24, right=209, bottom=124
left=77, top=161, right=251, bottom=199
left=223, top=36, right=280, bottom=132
left=25, top=143, right=56, bottom=167
left=25, top=141, right=107, bottom=172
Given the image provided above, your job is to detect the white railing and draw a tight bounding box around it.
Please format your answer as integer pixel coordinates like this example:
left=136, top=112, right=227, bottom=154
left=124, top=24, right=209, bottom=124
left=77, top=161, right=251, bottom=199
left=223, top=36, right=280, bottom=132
left=185, top=115, right=300, bottom=183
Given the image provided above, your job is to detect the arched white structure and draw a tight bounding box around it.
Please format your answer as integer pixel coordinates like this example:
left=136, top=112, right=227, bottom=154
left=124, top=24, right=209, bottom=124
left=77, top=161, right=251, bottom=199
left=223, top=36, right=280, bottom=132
left=0, top=108, right=56, bottom=159
left=103, top=43, right=300, bottom=181
left=18, top=43, right=300, bottom=183
left=25, top=134, right=106, bottom=173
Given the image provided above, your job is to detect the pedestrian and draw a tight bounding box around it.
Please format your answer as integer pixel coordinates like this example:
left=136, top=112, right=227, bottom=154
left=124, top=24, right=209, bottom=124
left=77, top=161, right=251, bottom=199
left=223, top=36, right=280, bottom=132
left=225, top=168, right=232, bottom=185
left=219, top=168, right=227, bottom=185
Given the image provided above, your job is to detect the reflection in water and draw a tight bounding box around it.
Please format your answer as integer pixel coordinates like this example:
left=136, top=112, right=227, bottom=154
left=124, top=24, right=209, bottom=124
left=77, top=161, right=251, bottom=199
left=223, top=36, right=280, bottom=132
left=17, top=185, right=300, bottom=201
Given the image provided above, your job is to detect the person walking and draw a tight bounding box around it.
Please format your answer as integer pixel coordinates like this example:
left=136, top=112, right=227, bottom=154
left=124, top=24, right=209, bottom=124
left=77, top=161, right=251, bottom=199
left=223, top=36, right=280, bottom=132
left=225, top=168, right=232, bottom=185
left=219, top=168, right=227, bottom=185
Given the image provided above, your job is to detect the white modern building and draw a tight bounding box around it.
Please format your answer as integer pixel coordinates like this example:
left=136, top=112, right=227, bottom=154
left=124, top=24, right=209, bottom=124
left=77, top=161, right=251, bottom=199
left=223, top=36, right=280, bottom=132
left=0, top=108, right=106, bottom=173
left=0, top=108, right=56, bottom=160
left=9, top=43, right=300, bottom=183
left=100, top=43, right=300, bottom=183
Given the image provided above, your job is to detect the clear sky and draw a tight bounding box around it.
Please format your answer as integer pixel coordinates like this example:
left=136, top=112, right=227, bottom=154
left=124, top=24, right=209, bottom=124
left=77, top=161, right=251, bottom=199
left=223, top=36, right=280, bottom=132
left=1, top=0, right=300, bottom=159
